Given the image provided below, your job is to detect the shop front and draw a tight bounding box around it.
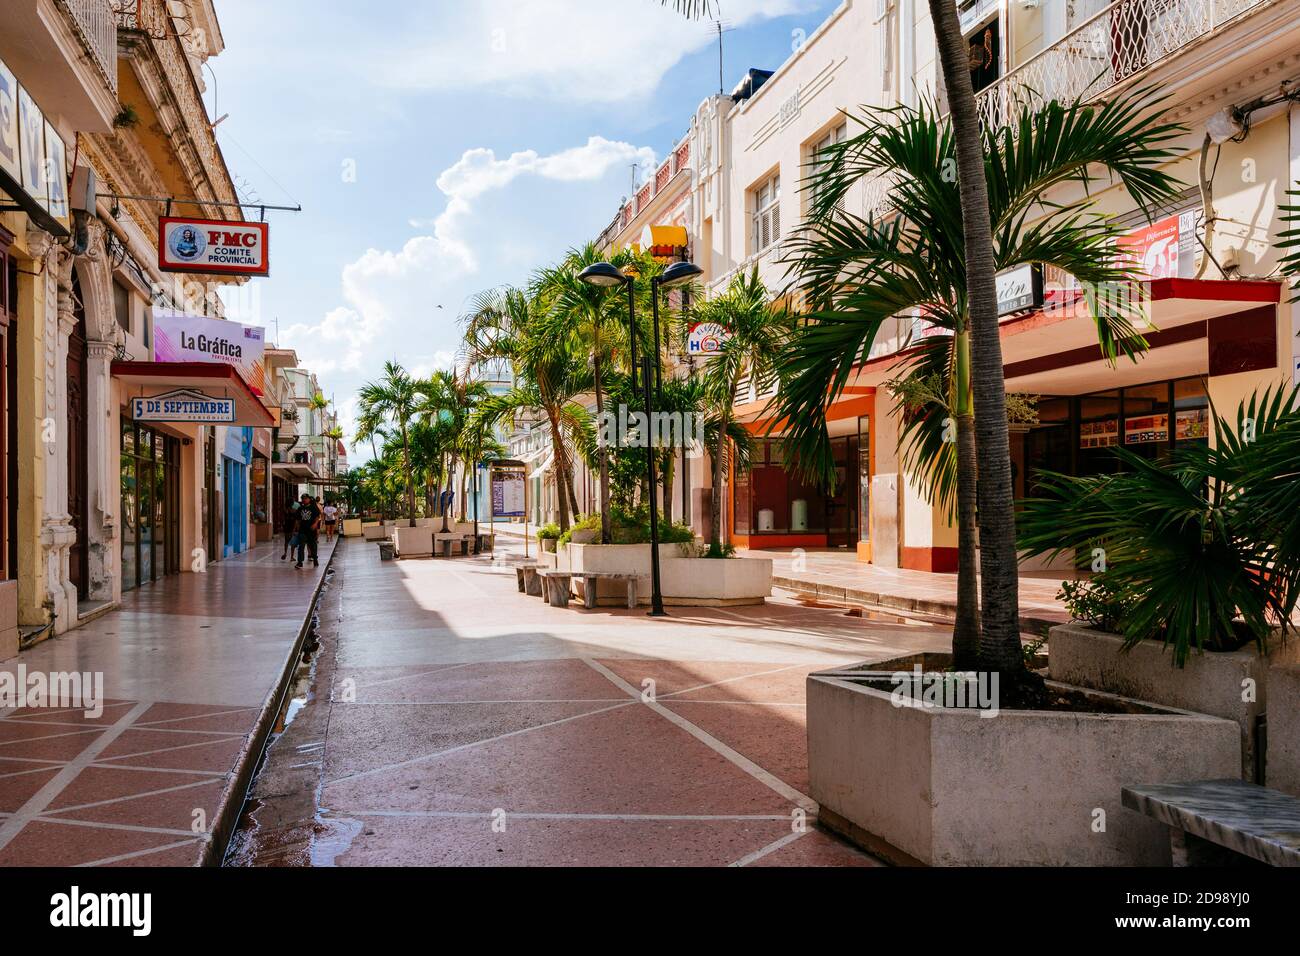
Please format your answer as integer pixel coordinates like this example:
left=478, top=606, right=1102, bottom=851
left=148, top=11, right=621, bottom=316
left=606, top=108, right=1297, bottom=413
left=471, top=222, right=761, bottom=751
left=731, top=392, right=874, bottom=559
left=112, top=360, right=273, bottom=588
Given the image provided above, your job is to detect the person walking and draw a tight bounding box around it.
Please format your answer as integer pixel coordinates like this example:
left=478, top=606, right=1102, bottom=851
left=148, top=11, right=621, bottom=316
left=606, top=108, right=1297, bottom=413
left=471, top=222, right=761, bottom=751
left=281, top=498, right=300, bottom=561
left=322, top=499, right=339, bottom=542
left=295, top=493, right=322, bottom=569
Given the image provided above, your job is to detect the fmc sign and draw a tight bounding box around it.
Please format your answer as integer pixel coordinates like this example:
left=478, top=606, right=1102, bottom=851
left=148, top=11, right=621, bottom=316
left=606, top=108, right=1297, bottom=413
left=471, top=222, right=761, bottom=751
left=158, top=216, right=270, bottom=277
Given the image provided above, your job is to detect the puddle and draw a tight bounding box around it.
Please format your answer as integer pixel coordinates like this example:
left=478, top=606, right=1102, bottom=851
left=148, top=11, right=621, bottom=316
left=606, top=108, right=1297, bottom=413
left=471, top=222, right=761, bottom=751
left=793, top=595, right=914, bottom=624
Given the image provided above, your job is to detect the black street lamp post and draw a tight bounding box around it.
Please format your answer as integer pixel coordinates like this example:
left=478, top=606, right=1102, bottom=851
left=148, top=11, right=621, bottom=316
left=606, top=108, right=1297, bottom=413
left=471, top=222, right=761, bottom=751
left=579, top=260, right=702, bottom=619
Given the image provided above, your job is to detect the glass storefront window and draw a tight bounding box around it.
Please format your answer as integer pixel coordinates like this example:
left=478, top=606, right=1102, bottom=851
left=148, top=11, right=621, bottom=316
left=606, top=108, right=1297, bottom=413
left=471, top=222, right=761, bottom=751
left=120, top=417, right=180, bottom=591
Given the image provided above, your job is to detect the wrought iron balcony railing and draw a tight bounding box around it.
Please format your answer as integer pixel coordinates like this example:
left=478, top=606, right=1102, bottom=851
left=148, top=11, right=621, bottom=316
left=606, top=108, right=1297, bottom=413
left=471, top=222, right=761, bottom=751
left=55, top=0, right=118, bottom=96
left=974, top=0, right=1273, bottom=128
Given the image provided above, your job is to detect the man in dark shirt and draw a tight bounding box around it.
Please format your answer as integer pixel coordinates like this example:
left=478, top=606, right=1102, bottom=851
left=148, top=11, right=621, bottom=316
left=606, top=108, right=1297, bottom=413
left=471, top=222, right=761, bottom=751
left=295, top=494, right=322, bottom=568
left=281, top=500, right=300, bottom=560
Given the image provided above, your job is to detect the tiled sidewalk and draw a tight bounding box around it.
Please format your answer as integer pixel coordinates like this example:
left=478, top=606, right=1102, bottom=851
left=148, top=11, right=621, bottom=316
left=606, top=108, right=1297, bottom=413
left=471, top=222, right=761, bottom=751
left=233, top=538, right=958, bottom=866
left=0, top=540, right=334, bottom=867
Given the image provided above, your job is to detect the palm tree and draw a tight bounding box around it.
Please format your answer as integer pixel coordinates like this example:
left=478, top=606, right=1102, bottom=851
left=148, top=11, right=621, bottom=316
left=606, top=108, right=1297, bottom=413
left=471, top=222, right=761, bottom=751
left=691, top=268, right=795, bottom=554
left=357, top=361, right=422, bottom=526
left=464, top=285, right=595, bottom=533
left=775, top=92, right=1183, bottom=677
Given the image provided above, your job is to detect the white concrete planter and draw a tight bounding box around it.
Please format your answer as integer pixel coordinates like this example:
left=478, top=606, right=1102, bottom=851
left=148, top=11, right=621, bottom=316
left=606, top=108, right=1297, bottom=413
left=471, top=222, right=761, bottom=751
left=807, top=654, right=1240, bottom=866
left=1048, top=624, right=1299, bottom=780
left=660, top=556, right=772, bottom=606
left=341, top=518, right=363, bottom=538
left=1266, top=662, right=1300, bottom=798
left=566, top=543, right=683, bottom=606
left=393, top=526, right=433, bottom=557
left=362, top=524, right=387, bottom=542
left=540, top=538, right=557, bottom=553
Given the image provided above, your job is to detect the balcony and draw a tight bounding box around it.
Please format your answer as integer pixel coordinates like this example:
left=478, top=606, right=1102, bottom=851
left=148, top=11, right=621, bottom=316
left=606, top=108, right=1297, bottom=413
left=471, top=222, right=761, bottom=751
left=0, top=0, right=119, bottom=131
left=112, top=0, right=238, bottom=207
left=976, top=0, right=1276, bottom=128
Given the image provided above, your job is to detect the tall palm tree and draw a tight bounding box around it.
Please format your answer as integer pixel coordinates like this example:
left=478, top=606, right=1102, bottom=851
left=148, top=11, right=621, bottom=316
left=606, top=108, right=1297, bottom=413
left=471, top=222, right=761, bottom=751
left=541, top=243, right=627, bottom=543
left=357, top=361, right=423, bottom=526
left=464, top=285, right=595, bottom=533
left=776, top=92, right=1183, bottom=677
left=692, top=268, right=795, bottom=554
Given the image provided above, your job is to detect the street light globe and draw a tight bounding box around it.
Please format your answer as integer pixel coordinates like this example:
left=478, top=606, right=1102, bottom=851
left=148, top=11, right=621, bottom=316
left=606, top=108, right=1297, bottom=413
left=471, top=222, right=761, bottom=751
left=578, top=262, right=627, bottom=287
left=658, top=260, right=703, bottom=288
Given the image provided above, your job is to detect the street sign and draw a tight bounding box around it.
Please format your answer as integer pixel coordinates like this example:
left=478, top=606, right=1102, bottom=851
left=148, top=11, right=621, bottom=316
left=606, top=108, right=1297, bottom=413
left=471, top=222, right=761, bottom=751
left=996, top=263, right=1044, bottom=318
left=687, top=321, right=730, bottom=356
left=131, top=388, right=235, bottom=423
left=158, top=216, right=270, bottom=277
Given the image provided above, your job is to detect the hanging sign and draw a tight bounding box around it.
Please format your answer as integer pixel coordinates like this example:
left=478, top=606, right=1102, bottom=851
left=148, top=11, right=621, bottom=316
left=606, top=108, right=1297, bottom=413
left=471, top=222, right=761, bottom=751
left=131, top=388, right=235, bottom=423
left=158, top=216, right=270, bottom=277
left=491, top=472, right=525, bottom=517
left=1116, top=210, right=1199, bottom=280
left=153, top=310, right=267, bottom=395
left=996, top=263, right=1045, bottom=318
left=687, top=321, right=730, bottom=356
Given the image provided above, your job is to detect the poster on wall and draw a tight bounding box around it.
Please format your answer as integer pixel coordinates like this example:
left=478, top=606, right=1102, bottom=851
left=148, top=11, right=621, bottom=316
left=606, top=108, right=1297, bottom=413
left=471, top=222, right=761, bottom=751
left=1124, top=413, right=1169, bottom=445
left=157, top=216, right=270, bottom=277
left=152, top=310, right=267, bottom=395
left=1117, top=211, right=1199, bottom=280
left=491, top=472, right=525, bottom=517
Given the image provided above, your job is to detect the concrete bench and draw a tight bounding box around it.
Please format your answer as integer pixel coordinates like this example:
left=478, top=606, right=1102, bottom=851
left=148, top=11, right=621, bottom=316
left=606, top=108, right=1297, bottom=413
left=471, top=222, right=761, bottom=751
left=433, top=532, right=473, bottom=558
left=513, top=563, right=538, bottom=593
left=543, top=570, right=644, bottom=610
left=1122, top=778, right=1300, bottom=867
left=517, top=565, right=543, bottom=597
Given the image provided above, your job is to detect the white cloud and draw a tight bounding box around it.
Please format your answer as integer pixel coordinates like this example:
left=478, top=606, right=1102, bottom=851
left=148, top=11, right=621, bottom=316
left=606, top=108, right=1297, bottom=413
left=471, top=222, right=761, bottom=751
left=371, top=0, right=818, bottom=102
left=282, top=134, right=655, bottom=456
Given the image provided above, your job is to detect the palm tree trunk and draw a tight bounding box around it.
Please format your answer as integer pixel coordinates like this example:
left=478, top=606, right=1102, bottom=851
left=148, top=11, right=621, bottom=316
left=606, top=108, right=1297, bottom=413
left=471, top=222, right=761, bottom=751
left=710, top=408, right=729, bottom=551
left=400, top=425, right=416, bottom=527
left=546, top=411, right=572, bottom=533
left=594, top=324, right=612, bottom=544
left=952, top=330, right=981, bottom=670
left=662, top=451, right=674, bottom=526
left=927, top=0, right=1025, bottom=682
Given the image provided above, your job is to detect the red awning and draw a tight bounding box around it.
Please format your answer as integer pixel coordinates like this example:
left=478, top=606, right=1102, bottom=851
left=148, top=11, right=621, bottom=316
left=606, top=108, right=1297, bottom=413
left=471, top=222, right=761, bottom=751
left=111, top=361, right=275, bottom=427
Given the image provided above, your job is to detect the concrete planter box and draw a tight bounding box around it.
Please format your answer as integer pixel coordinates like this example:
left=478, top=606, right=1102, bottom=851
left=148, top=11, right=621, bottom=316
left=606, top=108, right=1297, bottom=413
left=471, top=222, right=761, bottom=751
left=342, top=518, right=363, bottom=538
left=660, top=556, right=772, bottom=606
left=362, top=523, right=387, bottom=542
left=808, top=653, right=1240, bottom=866
left=393, top=526, right=433, bottom=557
left=566, top=543, right=682, bottom=606
left=1049, top=624, right=1299, bottom=780
left=1267, top=662, right=1300, bottom=798
left=540, top=538, right=557, bottom=553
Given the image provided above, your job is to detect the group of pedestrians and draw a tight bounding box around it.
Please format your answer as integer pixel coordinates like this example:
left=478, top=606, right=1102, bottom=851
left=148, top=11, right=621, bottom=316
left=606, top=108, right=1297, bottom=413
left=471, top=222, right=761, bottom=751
left=280, top=493, right=340, bottom=568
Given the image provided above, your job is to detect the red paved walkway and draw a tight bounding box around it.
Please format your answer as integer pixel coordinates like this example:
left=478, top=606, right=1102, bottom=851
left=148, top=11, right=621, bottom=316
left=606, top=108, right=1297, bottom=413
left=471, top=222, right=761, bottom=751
left=232, top=537, right=958, bottom=866
left=0, top=541, right=332, bottom=867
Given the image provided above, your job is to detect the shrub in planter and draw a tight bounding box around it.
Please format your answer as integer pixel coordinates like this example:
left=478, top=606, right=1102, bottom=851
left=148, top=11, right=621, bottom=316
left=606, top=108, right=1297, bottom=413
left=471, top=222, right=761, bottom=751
left=536, top=522, right=560, bottom=552
left=1019, top=385, right=1300, bottom=667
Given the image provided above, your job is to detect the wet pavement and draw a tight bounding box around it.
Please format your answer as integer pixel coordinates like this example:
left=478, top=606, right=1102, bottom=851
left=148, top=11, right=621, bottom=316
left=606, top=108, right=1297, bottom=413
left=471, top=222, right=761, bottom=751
left=229, top=536, right=958, bottom=867
left=0, top=541, right=334, bottom=867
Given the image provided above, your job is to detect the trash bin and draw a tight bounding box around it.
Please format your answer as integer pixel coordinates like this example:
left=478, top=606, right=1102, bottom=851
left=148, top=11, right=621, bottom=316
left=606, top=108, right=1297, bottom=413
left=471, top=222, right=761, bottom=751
left=378, top=541, right=395, bottom=561
left=791, top=499, right=808, bottom=531
left=757, top=508, right=775, bottom=531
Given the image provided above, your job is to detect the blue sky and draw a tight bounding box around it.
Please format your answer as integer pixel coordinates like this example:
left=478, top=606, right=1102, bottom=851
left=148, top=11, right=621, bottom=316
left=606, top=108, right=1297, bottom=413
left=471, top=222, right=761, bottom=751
left=211, top=0, right=838, bottom=452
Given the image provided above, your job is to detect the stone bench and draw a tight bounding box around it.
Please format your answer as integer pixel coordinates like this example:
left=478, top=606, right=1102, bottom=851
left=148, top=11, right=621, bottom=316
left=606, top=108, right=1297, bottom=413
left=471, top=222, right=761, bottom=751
left=516, top=565, right=542, bottom=597
left=539, top=570, right=645, bottom=610
left=1122, top=778, right=1300, bottom=867
left=433, top=532, right=473, bottom=558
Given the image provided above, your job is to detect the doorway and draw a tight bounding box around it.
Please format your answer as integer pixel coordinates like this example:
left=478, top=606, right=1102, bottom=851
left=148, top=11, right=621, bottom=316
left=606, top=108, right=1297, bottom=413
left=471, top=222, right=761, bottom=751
left=68, top=271, right=89, bottom=602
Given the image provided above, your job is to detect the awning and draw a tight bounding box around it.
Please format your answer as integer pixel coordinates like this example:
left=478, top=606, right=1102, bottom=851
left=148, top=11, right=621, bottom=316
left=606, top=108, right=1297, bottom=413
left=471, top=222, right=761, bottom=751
left=112, top=361, right=276, bottom=427
left=639, top=224, right=688, bottom=258
left=273, top=460, right=319, bottom=480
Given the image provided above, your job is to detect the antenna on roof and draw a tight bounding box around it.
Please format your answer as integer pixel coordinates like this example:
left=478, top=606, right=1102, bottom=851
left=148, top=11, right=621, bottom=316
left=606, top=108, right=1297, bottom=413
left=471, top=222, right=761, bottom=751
left=712, top=19, right=735, bottom=96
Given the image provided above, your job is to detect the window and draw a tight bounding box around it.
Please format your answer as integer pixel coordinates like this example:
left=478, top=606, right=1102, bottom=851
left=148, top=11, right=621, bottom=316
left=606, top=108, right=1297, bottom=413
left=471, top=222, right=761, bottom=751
left=751, top=172, right=781, bottom=254
left=809, top=123, right=847, bottom=213
left=113, top=279, right=131, bottom=333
